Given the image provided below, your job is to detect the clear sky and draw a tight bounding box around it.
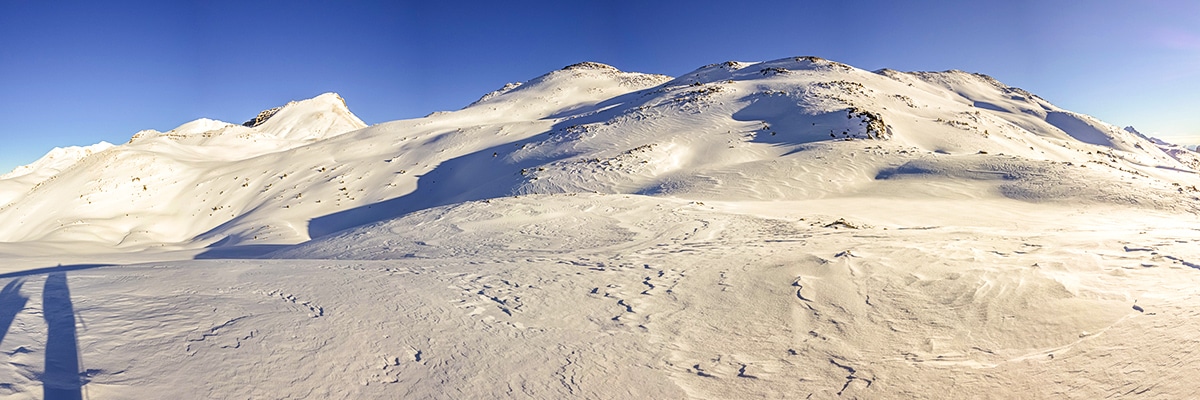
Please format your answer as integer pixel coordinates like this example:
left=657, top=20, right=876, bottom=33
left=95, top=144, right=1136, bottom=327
left=2, top=0, right=1198, bottom=173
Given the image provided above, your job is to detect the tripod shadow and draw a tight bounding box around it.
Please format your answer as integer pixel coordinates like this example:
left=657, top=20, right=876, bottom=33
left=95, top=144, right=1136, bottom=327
left=42, top=272, right=83, bottom=400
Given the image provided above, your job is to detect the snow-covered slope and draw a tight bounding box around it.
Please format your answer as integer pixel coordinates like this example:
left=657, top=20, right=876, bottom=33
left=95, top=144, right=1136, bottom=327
left=1, top=59, right=1196, bottom=254
left=0, top=142, right=113, bottom=207
left=0, top=92, right=366, bottom=249
left=125, top=92, right=366, bottom=157
left=2, top=57, right=1200, bottom=399
left=0, top=142, right=114, bottom=182
left=4, top=194, right=1200, bottom=399
left=1126, top=126, right=1200, bottom=171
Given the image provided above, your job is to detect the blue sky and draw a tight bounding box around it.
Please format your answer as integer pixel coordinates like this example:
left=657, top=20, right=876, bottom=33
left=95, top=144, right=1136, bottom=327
left=2, top=0, right=1198, bottom=173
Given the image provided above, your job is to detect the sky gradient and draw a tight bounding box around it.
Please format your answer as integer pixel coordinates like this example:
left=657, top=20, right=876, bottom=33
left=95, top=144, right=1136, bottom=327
left=2, top=0, right=1198, bottom=173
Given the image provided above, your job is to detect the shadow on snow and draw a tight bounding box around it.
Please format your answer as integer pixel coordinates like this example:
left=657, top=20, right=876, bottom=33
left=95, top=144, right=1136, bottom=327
left=1, top=265, right=107, bottom=400
left=42, top=272, right=83, bottom=400
left=0, top=278, right=28, bottom=348
left=271, top=78, right=859, bottom=250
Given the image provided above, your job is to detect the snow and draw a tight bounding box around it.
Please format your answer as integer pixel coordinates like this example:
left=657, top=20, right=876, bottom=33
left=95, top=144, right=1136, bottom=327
left=1128, top=126, right=1200, bottom=171
left=0, top=142, right=114, bottom=207
left=0, top=93, right=367, bottom=248
left=1, top=57, right=1199, bottom=398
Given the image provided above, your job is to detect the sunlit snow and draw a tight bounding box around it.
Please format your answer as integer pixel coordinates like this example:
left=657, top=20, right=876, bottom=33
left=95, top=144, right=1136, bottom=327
left=1, top=57, right=1198, bottom=399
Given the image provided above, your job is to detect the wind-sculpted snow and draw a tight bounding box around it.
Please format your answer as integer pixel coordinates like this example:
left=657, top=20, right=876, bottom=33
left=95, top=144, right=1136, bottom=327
left=3, top=194, right=1200, bottom=398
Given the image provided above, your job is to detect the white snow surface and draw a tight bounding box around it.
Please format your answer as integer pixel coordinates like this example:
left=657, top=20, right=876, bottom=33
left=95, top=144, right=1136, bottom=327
left=1130, top=127, right=1200, bottom=171
left=0, top=142, right=114, bottom=207
left=1, top=57, right=1200, bottom=399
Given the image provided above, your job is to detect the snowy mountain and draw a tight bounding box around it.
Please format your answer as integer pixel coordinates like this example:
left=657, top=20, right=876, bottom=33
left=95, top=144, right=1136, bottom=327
left=0, top=57, right=1195, bottom=253
left=0, top=93, right=366, bottom=250
left=2, top=57, right=1199, bottom=399
left=0, top=142, right=113, bottom=207
left=1125, top=126, right=1200, bottom=171
left=0, top=142, right=114, bottom=182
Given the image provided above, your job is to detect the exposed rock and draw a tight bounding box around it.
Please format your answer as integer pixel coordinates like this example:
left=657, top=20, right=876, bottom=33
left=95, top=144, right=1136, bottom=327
left=562, top=61, right=619, bottom=71
left=243, top=106, right=285, bottom=127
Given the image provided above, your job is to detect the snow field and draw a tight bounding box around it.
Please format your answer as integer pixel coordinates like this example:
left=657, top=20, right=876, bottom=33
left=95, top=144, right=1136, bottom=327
left=0, top=56, right=1198, bottom=398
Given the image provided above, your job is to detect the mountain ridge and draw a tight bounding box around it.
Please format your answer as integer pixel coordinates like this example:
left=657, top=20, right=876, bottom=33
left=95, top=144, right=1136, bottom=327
left=1, top=57, right=1197, bottom=254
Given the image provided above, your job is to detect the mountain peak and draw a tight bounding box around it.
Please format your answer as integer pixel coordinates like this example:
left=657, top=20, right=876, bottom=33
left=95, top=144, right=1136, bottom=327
left=460, top=63, right=671, bottom=115
left=0, top=141, right=114, bottom=181
left=252, top=92, right=365, bottom=141
left=244, top=92, right=353, bottom=127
